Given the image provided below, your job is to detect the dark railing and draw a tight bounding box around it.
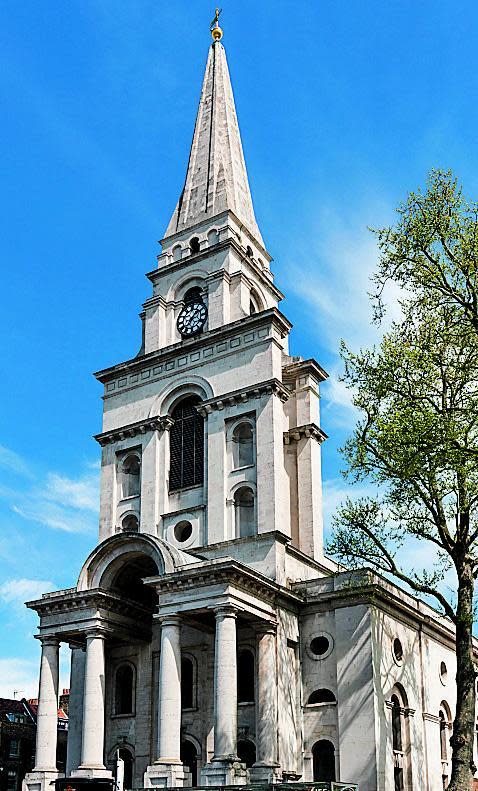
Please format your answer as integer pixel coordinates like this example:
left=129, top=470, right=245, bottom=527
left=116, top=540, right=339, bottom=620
left=130, top=783, right=359, bottom=791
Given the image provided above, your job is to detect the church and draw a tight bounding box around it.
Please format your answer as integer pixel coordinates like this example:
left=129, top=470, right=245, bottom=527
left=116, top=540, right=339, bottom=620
left=23, top=16, right=470, bottom=791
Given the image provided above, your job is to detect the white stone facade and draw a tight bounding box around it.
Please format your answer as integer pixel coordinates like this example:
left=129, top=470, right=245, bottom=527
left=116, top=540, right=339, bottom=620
left=23, top=34, right=476, bottom=791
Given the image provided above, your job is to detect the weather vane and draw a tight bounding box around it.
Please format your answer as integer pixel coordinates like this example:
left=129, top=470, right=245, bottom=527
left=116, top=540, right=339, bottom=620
left=210, top=8, right=223, bottom=41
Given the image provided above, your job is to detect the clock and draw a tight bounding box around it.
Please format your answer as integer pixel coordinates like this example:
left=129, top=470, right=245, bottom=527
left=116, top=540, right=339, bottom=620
left=177, top=301, right=207, bottom=337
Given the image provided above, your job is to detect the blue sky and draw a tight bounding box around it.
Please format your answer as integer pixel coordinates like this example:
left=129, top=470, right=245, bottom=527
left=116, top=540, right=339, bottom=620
left=1, top=0, right=478, bottom=696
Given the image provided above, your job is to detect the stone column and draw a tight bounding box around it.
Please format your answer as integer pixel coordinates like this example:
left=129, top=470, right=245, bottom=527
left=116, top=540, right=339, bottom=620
left=213, top=606, right=238, bottom=760
left=74, top=630, right=111, bottom=777
left=251, top=624, right=280, bottom=782
left=65, top=644, right=86, bottom=776
left=144, top=616, right=187, bottom=788
left=157, top=616, right=182, bottom=761
left=34, top=636, right=60, bottom=771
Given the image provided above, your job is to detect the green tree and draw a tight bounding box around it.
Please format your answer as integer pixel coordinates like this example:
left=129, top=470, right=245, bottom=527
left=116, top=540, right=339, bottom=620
left=328, top=171, right=478, bottom=791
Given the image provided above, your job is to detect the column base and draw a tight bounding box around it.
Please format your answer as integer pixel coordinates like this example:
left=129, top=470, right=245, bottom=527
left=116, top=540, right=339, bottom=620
left=200, top=758, right=248, bottom=786
left=249, top=763, right=282, bottom=784
left=143, top=760, right=189, bottom=788
left=22, top=770, right=61, bottom=791
left=70, top=767, right=113, bottom=780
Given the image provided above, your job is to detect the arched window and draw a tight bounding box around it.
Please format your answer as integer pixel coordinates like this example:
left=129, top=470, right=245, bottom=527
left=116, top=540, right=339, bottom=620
left=232, top=422, right=254, bottom=468
left=190, top=237, right=200, bottom=254
left=439, top=710, right=447, bottom=762
left=121, top=454, right=140, bottom=499
left=207, top=228, right=218, bottom=246
left=121, top=514, right=139, bottom=533
left=172, top=244, right=182, bottom=262
left=170, top=396, right=204, bottom=490
left=390, top=685, right=412, bottom=791
left=234, top=487, right=255, bottom=538
left=114, top=664, right=135, bottom=715
left=184, top=286, right=203, bottom=304
left=312, top=740, right=335, bottom=782
left=246, top=245, right=253, bottom=258
left=391, top=695, right=402, bottom=752
left=237, top=739, right=256, bottom=768
left=307, top=688, right=337, bottom=705
left=237, top=649, right=255, bottom=703
left=181, top=740, right=198, bottom=786
left=181, top=656, right=195, bottom=709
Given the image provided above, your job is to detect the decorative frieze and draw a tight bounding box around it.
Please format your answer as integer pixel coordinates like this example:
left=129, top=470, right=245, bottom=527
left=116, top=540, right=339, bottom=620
left=94, top=415, right=174, bottom=446
left=283, top=422, right=328, bottom=445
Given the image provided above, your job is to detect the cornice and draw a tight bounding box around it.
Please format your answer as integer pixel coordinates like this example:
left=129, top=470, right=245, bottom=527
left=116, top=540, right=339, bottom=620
left=94, top=415, right=174, bottom=446
left=94, top=308, right=291, bottom=384
left=197, top=378, right=290, bottom=416
left=26, top=587, right=152, bottom=621
left=282, top=358, right=329, bottom=384
left=159, top=208, right=273, bottom=264
left=144, top=558, right=303, bottom=609
left=283, top=422, right=328, bottom=444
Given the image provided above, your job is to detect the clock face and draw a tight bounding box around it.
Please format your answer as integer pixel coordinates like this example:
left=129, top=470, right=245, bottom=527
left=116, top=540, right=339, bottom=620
left=177, top=301, right=207, bottom=337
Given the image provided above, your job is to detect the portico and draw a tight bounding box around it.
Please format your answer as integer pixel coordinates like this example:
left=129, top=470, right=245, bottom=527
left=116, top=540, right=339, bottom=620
left=23, top=536, right=290, bottom=790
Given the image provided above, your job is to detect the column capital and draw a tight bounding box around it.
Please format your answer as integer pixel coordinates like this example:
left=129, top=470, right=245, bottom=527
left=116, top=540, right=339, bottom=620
left=158, top=614, right=182, bottom=627
left=213, top=605, right=238, bottom=621
left=36, top=634, right=60, bottom=647
left=254, top=621, right=277, bottom=636
left=84, top=627, right=109, bottom=641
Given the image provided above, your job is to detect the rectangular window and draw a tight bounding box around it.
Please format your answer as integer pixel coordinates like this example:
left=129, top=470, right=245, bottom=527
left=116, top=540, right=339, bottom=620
left=7, top=770, right=17, bottom=791
left=9, top=739, right=20, bottom=758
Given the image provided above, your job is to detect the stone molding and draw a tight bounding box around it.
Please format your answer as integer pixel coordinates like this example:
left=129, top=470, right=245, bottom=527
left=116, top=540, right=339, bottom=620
left=94, top=308, right=291, bottom=388
left=94, top=415, right=174, bottom=446
left=26, top=587, right=153, bottom=622
left=282, top=357, right=329, bottom=384
left=144, top=558, right=302, bottom=609
left=196, top=378, right=290, bottom=416
left=283, top=422, right=328, bottom=445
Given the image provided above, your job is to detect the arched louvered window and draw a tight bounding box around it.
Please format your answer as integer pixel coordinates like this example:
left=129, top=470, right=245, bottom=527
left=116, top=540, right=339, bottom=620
left=170, top=396, right=204, bottom=491
left=234, top=487, right=255, bottom=538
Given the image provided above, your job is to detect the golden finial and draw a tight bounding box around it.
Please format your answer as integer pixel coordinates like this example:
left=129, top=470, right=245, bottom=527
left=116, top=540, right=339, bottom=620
left=210, top=8, right=223, bottom=41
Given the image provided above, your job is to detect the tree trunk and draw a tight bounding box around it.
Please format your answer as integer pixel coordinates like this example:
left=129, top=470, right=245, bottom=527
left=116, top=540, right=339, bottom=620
left=448, top=562, right=476, bottom=791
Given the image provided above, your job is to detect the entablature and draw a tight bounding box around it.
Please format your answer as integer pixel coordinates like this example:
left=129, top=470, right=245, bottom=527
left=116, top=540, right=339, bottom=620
left=196, top=377, right=290, bottom=416
left=283, top=422, right=328, bottom=444
left=94, top=415, right=174, bottom=446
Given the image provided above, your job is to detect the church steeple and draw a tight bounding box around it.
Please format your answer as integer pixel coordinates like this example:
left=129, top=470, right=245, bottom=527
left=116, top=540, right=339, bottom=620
left=164, top=31, right=264, bottom=247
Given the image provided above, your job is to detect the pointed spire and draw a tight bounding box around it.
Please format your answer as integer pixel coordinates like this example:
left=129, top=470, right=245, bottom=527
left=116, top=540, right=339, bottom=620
left=165, top=33, right=264, bottom=247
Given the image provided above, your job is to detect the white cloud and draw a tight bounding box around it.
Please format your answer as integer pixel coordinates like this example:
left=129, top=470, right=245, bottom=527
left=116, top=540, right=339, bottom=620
left=0, top=578, right=54, bottom=604
left=0, top=658, right=39, bottom=699
left=0, top=446, right=100, bottom=535
left=45, top=472, right=99, bottom=512
left=0, top=445, right=32, bottom=478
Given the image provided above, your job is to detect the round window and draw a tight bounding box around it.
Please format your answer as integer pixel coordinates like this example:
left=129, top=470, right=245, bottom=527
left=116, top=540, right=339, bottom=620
left=305, top=631, right=334, bottom=661
left=393, top=638, right=404, bottom=664
left=310, top=636, right=330, bottom=657
left=174, top=520, right=193, bottom=543
left=440, top=661, right=448, bottom=684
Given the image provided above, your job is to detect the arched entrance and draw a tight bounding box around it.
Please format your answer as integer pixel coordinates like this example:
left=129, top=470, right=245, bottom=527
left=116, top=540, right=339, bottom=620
left=312, top=740, right=336, bottom=782
left=180, top=739, right=198, bottom=786
left=114, top=747, right=134, bottom=790
left=237, top=739, right=256, bottom=768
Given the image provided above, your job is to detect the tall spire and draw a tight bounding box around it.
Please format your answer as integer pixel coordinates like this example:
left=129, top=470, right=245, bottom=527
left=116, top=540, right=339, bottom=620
left=164, top=26, right=264, bottom=246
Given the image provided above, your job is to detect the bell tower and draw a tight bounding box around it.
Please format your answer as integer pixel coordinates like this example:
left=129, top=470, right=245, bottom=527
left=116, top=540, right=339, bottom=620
left=93, top=17, right=328, bottom=570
